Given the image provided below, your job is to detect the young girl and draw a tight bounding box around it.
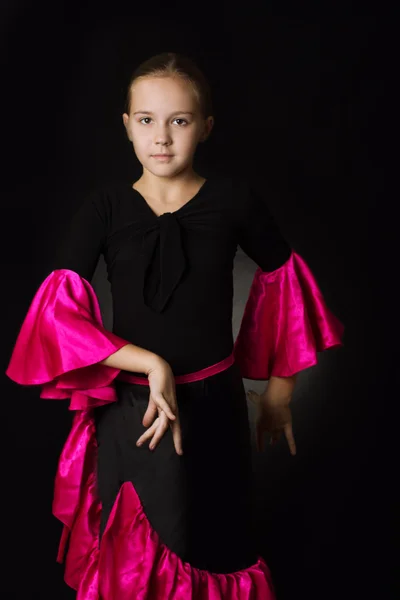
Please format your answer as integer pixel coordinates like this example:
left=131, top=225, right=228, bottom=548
left=6, top=52, right=344, bottom=599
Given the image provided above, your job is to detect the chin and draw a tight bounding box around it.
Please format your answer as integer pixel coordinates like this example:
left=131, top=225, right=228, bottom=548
left=148, top=163, right=183, bottom=176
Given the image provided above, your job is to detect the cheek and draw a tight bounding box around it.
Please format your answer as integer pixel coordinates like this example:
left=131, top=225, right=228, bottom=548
left=131, top=130, right=150, bottom=151
left=180, top=128, right=201, bottom=149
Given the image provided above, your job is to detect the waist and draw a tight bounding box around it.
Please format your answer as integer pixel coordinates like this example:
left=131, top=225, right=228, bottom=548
left=116, top=351, right=235, bottom=386
left=112, top=301, right=234, bottom=376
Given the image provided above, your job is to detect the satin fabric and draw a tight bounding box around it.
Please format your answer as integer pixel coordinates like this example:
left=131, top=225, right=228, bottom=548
left=117, top=351, right=235, bottom=385
left=6, top=269, right=276, bottom=599
left=99, top=482, right=274, bottom=599
left=234, top=251, right=345, bottom=379
left=6, top=269, right=129, bottom=409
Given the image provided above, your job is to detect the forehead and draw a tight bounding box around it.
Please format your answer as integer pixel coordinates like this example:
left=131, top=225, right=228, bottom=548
left=130, top=76, right=199, bottom=112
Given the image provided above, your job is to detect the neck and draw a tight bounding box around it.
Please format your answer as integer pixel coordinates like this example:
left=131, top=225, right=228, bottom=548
left=134, top=168, right=205, bottom=203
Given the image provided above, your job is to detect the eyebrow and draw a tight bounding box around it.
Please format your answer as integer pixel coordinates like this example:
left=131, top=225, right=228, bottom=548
left=133, top=111, right=195, bottom=116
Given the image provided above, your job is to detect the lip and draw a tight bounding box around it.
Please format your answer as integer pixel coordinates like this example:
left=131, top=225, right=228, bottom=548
left=152, top=154, right=173, bottom=160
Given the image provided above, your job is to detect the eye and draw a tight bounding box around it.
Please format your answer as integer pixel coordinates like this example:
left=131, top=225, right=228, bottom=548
left=173, top=118, right=188, bottom=126
left=139, top=117, right=152, bottom=125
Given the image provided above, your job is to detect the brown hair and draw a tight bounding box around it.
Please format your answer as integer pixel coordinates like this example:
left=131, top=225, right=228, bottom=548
left=124, top=52, right=213, bottom=118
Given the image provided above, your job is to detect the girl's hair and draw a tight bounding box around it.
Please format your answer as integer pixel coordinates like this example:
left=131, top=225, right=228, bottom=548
left=124, top=52, right=213, bottom=118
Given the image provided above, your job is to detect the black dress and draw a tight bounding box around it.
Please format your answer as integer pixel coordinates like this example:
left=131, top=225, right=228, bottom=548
left=52, top=175, right=292, bottom=576
left=6, top=168, right=344, bottom=596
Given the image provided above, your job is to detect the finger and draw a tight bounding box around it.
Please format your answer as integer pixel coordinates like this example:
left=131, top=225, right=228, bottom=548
left=148, top=412, right=170, bottom=450
left=152, top=392, right=176, bottom=421
left=136, top=420, right=159, bottom=446
left=284, top=423, right=297, bottom=456
left=142, top=396, right=158, bottom=427
left=170, top=417, right=183, bottom=455
left=269, top=430, right=282, bottom=445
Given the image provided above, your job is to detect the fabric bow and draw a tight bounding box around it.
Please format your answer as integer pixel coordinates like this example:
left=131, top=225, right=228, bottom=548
left=141, top=212, right=187, bottom=313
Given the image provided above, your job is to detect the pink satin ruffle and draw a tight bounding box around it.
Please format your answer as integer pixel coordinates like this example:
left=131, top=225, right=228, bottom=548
left=6, top=269, right=129, bottom=409
left=234, top=251, right=344, bottom=379
left=55, top=410, right=276, bottom=600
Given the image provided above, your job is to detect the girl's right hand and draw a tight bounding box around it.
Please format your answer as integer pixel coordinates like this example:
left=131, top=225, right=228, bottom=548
left=136, top=357, right=183, bottom=455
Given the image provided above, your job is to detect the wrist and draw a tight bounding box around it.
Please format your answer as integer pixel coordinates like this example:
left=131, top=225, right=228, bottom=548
left=100, top=344, right=166, bottom=375
left=142, top=352, right=163, bottom=375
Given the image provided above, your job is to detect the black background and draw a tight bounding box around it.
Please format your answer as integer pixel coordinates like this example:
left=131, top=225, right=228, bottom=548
left=2, top=2, right=394, bottom=599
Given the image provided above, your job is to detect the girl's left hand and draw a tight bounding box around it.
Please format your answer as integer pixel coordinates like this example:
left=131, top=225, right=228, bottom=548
left=248, top=377, right=297, bottom=456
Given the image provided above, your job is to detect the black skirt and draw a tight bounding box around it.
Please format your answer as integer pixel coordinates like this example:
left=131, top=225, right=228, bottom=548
left=93, top=361, right=258, bottom=574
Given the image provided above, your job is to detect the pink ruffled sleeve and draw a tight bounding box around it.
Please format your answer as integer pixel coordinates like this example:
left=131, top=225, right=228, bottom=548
left=6, top=269, right=129, bottom=409
left=234, top=251, right=344, bottom=379
left=234, top=181, right=344, bottom=380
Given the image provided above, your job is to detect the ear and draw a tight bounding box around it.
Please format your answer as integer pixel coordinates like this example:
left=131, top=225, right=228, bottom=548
left=200, top=116, right=214, bottom=142
left=122, top=113, right=131, bottom=141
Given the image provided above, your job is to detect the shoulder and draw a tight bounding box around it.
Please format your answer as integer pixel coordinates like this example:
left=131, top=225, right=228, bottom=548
left=217, top=174, right=254, bottom=217
left=207, top=173, right=251, bottom=209
left=78, top=181, right=130, bottom=225
left=230, top=176, right=276, bottom=215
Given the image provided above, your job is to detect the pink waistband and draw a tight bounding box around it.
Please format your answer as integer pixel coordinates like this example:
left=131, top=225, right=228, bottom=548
left=116, top=352, right=235, bottom=386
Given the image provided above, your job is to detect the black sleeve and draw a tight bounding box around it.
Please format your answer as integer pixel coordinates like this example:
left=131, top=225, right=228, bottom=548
left=52, top=190, right=109, bottom=281
left=237, top=181, right=292, bottom=272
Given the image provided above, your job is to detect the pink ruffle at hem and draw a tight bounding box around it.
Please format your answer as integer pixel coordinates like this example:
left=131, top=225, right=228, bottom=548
left=57, top=410, right=276, bottom=599
left=234, top=251, right=345, bottom=379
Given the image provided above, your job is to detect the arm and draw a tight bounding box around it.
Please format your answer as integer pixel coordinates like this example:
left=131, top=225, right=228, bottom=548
left=99, top=342, right=161, bottom=373
left=235, top=181, right=344, bottom=389
left=6, top=190, right=140, bottom=409
left=235, top=182, right=344, bottom=454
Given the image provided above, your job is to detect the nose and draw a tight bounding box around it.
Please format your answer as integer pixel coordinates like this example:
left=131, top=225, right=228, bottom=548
left=154, top=124, right=172, bottom=146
